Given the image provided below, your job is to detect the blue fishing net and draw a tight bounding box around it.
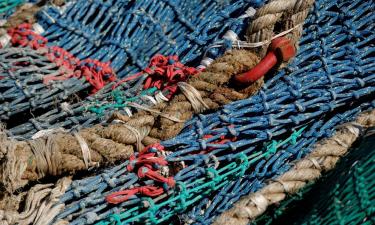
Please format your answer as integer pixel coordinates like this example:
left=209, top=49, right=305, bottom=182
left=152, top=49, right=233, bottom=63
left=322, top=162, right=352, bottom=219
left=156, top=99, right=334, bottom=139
left=8, top=0, right=265, bottom=138
left=37, top=0, right=265, bottom=78
left=0, top=47, right=87, bottom=123
left=47, top=0, right=375, bottom=224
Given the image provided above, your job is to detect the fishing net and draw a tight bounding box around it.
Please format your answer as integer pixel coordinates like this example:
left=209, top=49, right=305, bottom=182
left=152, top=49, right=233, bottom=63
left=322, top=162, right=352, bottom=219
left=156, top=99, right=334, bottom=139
left=2, top=0, right=369, bottom=224
left=5, top=0, right=313, bottom=139
left=2, top=0, right=268, bottom=138
left=0, top=0, right=24, bottom=17
left=0, top=0, right=317, bottom=191
left=0, top=0, right=373, bottom=224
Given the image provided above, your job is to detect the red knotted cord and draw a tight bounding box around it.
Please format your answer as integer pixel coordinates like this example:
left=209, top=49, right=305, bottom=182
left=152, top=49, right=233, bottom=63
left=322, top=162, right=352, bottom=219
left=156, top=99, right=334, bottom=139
left=8, top=23, right=47, bottom=49
left=106, top=186, right=164, bottom=204
left=106, top=144, right=175, bottom=204
left=113, top=54, right=199, bottom=98
left=6, top=24, right=116, bottom=93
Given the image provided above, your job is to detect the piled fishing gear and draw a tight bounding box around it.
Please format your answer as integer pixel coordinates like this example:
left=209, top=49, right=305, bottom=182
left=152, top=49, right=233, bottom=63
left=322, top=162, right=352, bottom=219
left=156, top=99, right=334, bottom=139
left=0, top=18, right=310, bottom=190
left=0, top=43, right=117, bottom=130
left=36, top=0, right=266, bottom=77
left=0, top=0, right=373, bottom=224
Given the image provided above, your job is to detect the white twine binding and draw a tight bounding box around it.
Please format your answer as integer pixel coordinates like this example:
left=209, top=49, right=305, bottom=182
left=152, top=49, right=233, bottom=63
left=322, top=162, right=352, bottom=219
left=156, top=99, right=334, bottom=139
left=124, top=107, right=133, bottom=117
left=239, top=7, right=257, bottom=19
left=31, top=128, right=68, bottom=140
left=204, top=23, right=303, bottom=58
left=178, top=82, right=209, bottom=113
left=155, top=91, right=169, bottom=103
left=73, top=132, right=94, bottom=169
left=60, top=102, right=74, bottom=115
left=32, top=23, right=45, bottom=34
left=0, top=34, right=11, bottom=48
left=128, top=102, right=185, bottom=123
left=112, top=119, right=143, bottom=151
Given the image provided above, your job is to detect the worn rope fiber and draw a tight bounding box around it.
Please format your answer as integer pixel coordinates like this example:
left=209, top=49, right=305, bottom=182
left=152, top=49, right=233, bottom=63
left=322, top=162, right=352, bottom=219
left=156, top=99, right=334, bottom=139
left=213, top=109, right=375, bottom=225
left=252, top=126, right=375, bottom=225
left=181, top=0, right=375, bottom=222
left=0, top=177, right=71, bottom=225
left=6, top=0, right=268, bottom=139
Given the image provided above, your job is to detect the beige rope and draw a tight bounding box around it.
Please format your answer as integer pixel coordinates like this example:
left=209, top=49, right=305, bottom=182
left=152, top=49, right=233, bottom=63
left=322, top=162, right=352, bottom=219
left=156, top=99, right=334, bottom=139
left=246, top=0, right=315, bottom=56
left=128, top=102, right=185, bottom=123
left=28, top=137, right=61, bottom=178
left=0, top=177, right=71, bottom=225
left=213, top=109, right=375, bottom=225
left=112, top=120, right=144, bottom=152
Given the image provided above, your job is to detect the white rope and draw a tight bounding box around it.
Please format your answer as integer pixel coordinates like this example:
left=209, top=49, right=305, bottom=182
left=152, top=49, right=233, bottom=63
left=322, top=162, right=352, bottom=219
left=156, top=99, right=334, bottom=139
left=0, top=34, right=11, bottom=47
left=239, top=7, right=257, bottom=19
left=204, top=23, right=303, bottom=58
left=32, top=23, right=45, bottom=34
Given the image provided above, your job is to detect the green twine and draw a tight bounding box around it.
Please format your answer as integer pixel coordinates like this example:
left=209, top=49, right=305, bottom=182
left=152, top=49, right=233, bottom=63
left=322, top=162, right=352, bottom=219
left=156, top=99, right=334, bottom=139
left=98, top=127, right=306, bottom=225
left=0, top=0, right=23, bottom=14
left=88, top=87, right=158, bottom=116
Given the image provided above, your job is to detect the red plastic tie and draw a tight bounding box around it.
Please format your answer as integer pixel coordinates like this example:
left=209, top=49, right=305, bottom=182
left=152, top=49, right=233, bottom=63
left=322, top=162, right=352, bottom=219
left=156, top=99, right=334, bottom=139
left=106, top=186, right=164, bottom=204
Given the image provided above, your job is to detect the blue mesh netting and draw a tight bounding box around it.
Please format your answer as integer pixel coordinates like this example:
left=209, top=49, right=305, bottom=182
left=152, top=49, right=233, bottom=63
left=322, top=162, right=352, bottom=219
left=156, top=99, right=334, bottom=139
left=8, top=0, right=265, bottom=138
left=37, top=0, right=264, bottom=78
left=46, top=0, right=375, bottom=224
left=0, top=47, right=88, bottom=124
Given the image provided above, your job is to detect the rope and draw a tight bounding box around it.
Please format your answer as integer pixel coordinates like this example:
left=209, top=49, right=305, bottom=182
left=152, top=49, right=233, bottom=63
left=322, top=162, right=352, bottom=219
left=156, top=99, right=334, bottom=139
left=213, top=110, right=375, bottom=225
left=0, top=177, right=71, bottom=225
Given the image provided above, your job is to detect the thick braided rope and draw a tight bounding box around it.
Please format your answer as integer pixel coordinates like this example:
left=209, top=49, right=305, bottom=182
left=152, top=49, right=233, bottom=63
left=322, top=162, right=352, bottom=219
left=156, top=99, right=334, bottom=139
left=247, top=0, right=315, bottom=56
left=252, top=127, right=375, bottom=225
left=0, top=49, right=264, bottom=192
left=36, top=0, right=264, bottom=77
left=213, top=109, right=375, bottom=225
left=4, top=0, right=314, bottom=140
